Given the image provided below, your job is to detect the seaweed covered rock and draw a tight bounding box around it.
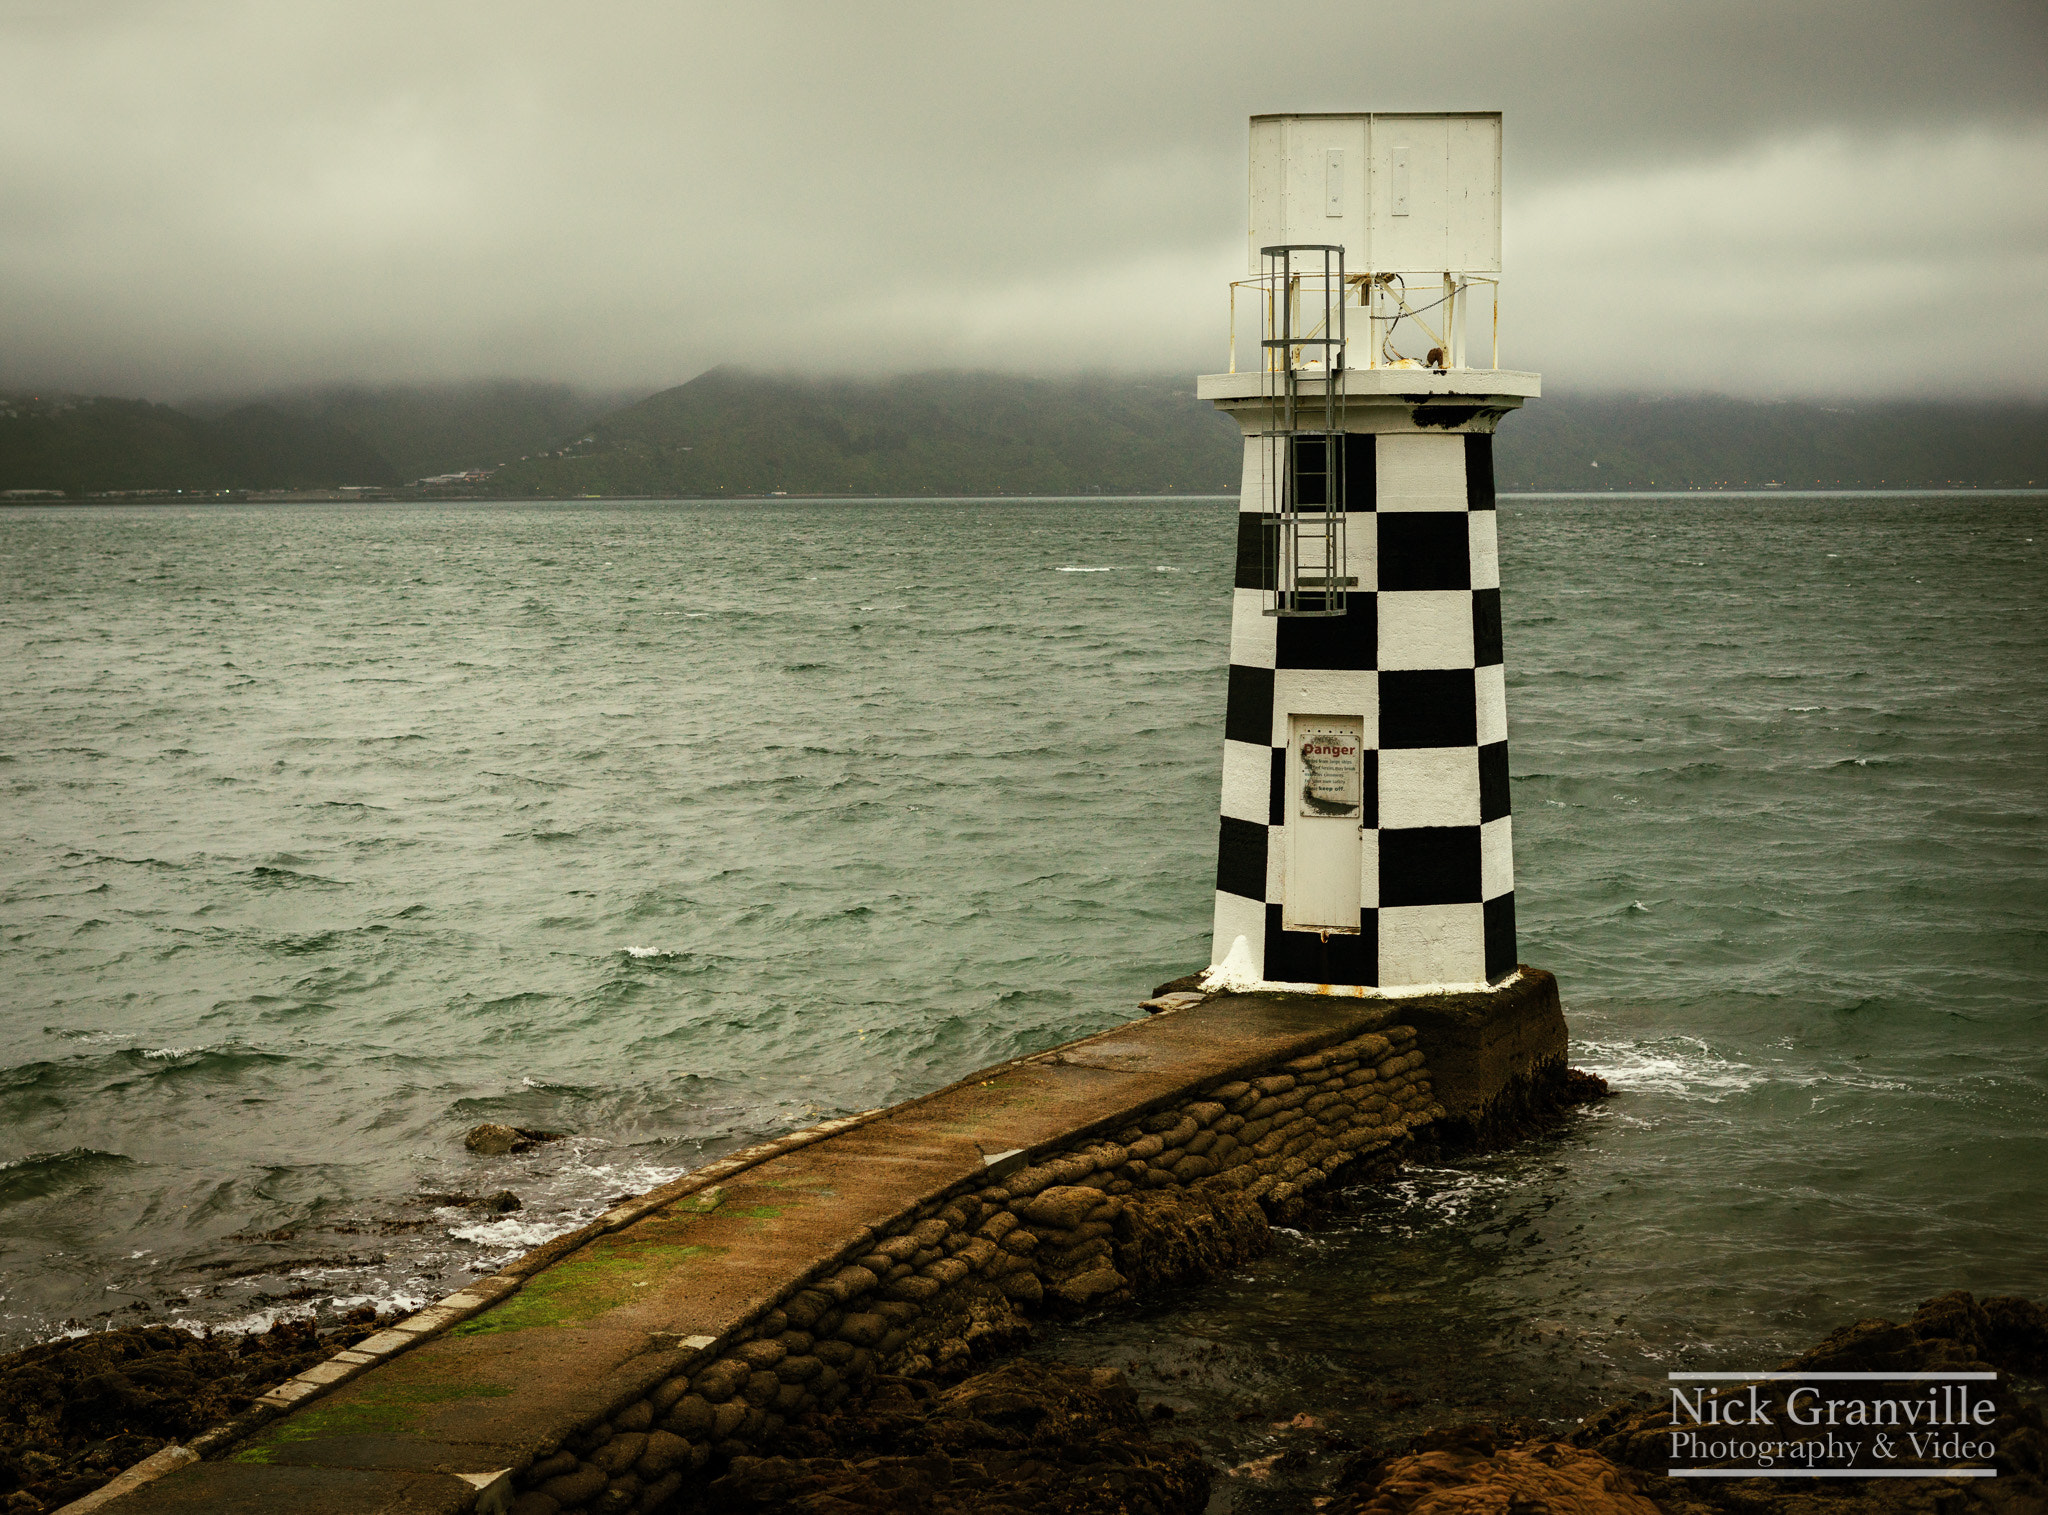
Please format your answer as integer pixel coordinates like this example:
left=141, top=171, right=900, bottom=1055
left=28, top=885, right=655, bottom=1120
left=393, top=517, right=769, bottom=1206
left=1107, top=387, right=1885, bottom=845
left=694, top=1359, right=1210, bottom=1514
left=1322, top=1424, right=1660, bottom=1515
left=1567, top=1291, right=2048, bottom=1513
left=0, top=1312, right=393, bottom=1512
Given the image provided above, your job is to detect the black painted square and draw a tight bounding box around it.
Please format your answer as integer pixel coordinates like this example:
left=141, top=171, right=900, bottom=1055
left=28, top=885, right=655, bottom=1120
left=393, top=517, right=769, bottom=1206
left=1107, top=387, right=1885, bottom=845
left=1484, top=892, right=1517, bottom=980
left=1478, top=741, right=1511, bottom=822
left=1472, top=587, right=1503, bottom=667
left=1264, top=903, right=1377, bottom=985
left=1268, top=747, right=1286, bottom=826
left=1376, top=513, right=1471, bottom=592
left=1343, top=433, right=1377, bottom=512
left=1216, top=816, right=1268, bottom=901
left=1378, top=669, right=1476, bottom=749
left=1291, top=434, right=1334, bottom=510
left=1234, top=512, right=1278, bottom=591
left=1224, top=664, right=1274, bottom=747
left=1379, top=826, right=1482, bottom=907
left=1275, top=593, right=1376, bottom=671
left=1464, top=433, right=1495, bottom=511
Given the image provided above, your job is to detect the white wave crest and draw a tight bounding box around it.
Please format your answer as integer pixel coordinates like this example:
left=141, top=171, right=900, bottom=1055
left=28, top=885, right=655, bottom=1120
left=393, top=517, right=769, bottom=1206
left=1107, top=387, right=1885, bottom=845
left=1573, top=1035, right=1766, bottom=1099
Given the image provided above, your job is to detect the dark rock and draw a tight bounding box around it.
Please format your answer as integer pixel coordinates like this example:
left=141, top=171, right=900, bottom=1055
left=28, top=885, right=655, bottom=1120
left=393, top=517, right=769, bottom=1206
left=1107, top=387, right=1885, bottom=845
left=1113, top=1185, right=1271, bottom=1291
left=479, top=1189, right=523, bottom=1213
left=1558, top=1066, right=1613, bottom=1103
left=463, top=1123, right=565, bottom=1155
left=0, top=1313, right=399, bottom=1511
left=1565, top=1291, right=2048, bottom=1511
left=700, top=1359, right=1208, bottom=1513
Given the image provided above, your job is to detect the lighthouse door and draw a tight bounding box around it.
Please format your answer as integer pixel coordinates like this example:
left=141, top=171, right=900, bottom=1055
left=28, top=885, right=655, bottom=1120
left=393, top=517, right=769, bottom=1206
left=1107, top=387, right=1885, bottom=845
left=1284, top=715, right=1365, bottom=933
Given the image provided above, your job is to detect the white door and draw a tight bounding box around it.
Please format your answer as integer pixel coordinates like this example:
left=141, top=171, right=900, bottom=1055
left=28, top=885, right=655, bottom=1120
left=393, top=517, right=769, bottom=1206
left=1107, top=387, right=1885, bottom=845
left=1284, top=715, right=1364, bottom=933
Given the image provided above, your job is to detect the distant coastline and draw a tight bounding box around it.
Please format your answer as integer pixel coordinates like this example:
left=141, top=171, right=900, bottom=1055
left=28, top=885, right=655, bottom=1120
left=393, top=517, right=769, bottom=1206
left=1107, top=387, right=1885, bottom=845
left=7, top=486, right=2045, bottom=507
left=6, top=370, right=2044, bottom=499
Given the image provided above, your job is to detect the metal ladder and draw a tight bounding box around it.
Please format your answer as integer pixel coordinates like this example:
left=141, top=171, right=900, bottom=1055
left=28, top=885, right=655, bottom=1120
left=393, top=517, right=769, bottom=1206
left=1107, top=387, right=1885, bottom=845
left=1259, top=244, right=1349, bottom=618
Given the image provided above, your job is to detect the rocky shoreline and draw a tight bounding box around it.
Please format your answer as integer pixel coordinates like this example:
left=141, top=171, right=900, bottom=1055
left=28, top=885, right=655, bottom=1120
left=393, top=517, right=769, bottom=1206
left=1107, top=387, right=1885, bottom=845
left=642, top=1287, right=2046, bottom=1515
left=0, top=1309, right=402, bottom=1512
left=0, top=1011, right=1584, bottom=1514
left=8, top=1015, right=2035, bottom=1515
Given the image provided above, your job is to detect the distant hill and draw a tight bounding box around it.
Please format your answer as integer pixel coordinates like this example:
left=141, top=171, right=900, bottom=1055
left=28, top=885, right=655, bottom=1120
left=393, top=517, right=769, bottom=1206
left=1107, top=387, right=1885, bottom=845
left=0, top=395, right=397, bottom=493
left=4, top=375, right=2042, bottom=498
left=484, top=369, right=1239, bottom=497
left=487, top=370, right=2047, bottom=497
left=192, top=381, right=644, bottom=481
left=1495, top=395, right=2047, bottom=490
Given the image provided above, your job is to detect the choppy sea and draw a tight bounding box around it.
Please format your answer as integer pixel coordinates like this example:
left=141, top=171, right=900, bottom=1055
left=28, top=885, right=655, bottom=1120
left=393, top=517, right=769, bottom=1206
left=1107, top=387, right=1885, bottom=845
left=2, top=493, right=2042, bottom=1501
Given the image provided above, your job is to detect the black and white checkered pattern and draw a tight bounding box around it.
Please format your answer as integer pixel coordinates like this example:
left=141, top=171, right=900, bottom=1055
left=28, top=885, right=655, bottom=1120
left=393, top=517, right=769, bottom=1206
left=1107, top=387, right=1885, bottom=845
left=1211, top=429, right=1515, bottom=988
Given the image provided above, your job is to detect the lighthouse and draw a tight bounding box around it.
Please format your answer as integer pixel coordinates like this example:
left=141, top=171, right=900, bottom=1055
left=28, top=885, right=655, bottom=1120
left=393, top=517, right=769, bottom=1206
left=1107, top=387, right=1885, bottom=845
left=1201, top=112, right=1539, bottom=992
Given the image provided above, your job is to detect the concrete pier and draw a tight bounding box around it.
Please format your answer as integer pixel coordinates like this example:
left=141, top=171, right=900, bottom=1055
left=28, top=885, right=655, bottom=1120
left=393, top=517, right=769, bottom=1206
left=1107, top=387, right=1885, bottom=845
left=84, top=971, right=1566, bottom=1514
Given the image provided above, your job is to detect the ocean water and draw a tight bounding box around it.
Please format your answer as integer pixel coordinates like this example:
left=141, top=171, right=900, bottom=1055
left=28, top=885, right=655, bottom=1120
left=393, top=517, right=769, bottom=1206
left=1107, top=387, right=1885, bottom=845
left=1, top=496, right=2043, bottom=1442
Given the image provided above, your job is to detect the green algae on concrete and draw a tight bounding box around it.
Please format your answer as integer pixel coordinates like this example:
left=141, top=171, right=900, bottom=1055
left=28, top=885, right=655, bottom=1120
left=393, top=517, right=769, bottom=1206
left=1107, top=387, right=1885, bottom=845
left=447, top=1187, right=742, bottom=1339
left=449, top=1240, right=719, bottom=1338
left=232, top=1382, right=515, bottom=1462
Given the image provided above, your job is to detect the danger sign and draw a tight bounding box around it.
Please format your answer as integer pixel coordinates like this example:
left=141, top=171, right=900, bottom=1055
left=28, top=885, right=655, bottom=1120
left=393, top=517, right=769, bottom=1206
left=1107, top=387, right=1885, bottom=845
left=1299, top=729, right=1362, bottom=818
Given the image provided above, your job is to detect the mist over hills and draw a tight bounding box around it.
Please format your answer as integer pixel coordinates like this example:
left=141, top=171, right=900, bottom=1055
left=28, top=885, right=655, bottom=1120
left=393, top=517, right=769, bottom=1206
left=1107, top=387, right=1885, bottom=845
left=3, top=371, right=2042, bottom=497
left=486, top=370, right=1233, bottom=498
left=0, top=395, right=397, bottom=493
left=186, top=381, right=644, bottom=483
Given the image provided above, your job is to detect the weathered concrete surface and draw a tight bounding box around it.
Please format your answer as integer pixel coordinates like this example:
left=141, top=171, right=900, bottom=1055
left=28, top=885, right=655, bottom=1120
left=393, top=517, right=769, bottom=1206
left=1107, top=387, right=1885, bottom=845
left=94, top=969, right=1564, bottom=1514
left=1388, top=974, right=1567, bottom=1132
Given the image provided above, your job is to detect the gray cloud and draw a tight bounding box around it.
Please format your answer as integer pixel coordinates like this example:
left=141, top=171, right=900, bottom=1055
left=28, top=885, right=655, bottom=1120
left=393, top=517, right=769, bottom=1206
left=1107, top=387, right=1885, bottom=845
left=1, top=0, right=2042, bottom=398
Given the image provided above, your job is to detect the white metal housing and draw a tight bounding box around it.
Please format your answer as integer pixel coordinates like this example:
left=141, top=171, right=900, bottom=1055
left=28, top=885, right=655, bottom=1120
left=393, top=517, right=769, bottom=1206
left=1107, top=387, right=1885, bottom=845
left=1247, top=113, right=1501, bottom=277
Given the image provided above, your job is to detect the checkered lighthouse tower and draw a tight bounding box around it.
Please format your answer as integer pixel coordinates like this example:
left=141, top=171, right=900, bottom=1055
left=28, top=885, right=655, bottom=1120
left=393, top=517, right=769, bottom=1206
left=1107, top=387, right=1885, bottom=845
left=1201, top=112, right=1540, bottom=991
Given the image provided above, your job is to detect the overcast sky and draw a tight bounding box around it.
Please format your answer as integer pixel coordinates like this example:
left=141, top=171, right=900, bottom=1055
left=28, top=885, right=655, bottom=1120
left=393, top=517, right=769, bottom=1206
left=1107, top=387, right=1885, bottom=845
left=3, top=0, right=2043, bottom=401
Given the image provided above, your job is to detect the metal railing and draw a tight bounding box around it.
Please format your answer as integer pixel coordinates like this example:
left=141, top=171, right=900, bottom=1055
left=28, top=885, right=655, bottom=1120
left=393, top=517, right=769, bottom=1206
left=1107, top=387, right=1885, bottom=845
left=1230, top=271, right=1500, bottom=376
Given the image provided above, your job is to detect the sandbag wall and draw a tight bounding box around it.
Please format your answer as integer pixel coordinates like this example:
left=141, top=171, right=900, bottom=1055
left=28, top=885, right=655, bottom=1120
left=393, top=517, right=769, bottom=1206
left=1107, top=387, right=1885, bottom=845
left=509, top=1024, right=1439, bottom=1515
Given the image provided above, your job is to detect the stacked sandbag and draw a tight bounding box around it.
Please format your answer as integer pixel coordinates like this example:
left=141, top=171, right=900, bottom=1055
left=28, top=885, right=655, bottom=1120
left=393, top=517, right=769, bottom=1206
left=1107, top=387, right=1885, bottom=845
left=507, top=1025, right=1443, bottom=1514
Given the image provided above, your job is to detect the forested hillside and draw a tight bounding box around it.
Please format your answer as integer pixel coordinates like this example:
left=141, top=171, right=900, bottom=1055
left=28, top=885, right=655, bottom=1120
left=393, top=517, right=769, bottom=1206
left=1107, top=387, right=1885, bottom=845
left=5, top=374, right=2042, bottom=497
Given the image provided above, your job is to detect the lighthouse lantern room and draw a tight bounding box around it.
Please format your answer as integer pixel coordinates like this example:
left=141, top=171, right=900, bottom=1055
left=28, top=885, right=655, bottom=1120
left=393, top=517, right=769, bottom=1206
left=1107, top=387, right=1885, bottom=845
left=1201, top=112, right=1540, bottom=995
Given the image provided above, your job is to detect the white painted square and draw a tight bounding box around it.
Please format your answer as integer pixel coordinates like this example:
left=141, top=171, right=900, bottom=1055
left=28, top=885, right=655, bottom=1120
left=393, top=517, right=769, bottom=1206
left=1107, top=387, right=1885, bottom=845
left=1481, top=816, right=1514, bottom=899
left=1271, top=669, right=1377, bottom=746
left=1239, top=436, right=1269, bottom=505
left=1344, top=515, right=1377, bottom=592
left=1359, top=826, right=1379, bottom=910
left=1265, top=824, right=1287, bottom=902
left=1468, top=510, right=1499, bottom=589
left=1378, top=590, right=1474, bottom=670
left=1212, top=889, right=1266, bottom=964
left=1220, top=738, right=1273, bottom=824
left=1375, top=432, right=1466, bottom=512
left=1476, top=663, right=1507, bottom=745
left=1230, top=587, right=1276, bottom=669
left=1379, top=747, right=1480, bottom=828
left=1378, top=903, right=1487, bottom=987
